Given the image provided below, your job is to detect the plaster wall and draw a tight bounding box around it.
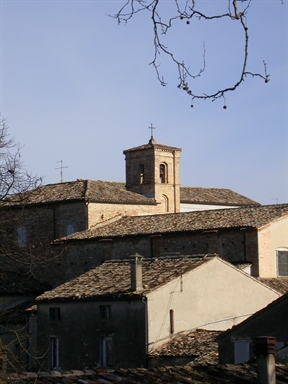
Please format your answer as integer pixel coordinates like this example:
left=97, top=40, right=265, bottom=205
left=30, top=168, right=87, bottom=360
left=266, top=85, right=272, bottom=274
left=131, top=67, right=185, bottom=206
left=146, top=258, right=280, bottom=350
left=180, top=203, right=239, bottom=212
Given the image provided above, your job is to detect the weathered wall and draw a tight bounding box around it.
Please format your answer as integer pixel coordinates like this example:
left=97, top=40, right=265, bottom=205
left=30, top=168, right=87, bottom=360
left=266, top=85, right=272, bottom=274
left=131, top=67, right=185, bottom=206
left=147, top=258, right=280, bottom=351
left=51, top=228, right=259, bottom=287
left=87, top=202, right=158, bottom=228
left=37, top=298, right=146, bottom=370
left=218, top=294, right=288, bottom=364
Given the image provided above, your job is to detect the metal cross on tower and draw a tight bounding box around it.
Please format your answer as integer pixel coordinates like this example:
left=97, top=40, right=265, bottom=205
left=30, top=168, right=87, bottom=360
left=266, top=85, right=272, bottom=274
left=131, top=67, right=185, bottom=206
left=148, top=123, right=155, bottom=139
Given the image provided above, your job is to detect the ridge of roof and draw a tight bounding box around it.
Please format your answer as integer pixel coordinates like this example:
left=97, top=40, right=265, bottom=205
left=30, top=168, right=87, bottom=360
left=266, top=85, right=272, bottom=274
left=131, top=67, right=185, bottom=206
left=4, top=179, right=157, bottom=206
left=123, top=140, right=182, bottom=153
left=36, top=255, right=214, bottom=302
left=3, top=179, right=259, bottom=207
left=180, top=186, right=260, bottom=206
left=57, top=203, right=288, bottom=242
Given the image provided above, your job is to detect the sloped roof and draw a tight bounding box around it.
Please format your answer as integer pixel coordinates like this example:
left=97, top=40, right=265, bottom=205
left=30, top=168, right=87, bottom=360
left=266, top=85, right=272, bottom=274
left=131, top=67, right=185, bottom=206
left=5, top=180, right=156, bottom=206
left=59, top=203, right=288, bottom=241
left=7, top=363, right=288, bottom=383
left=180, top=186, right=259, bottom=206
left=149, top=329, right=220, bottom=364
left=3, top=179, right=259, bottom=208
left=36, top=255, right=214, bottom=302
left=257, top=278, right=288, bottom=294
left=123, top=138, right=182, bottom=153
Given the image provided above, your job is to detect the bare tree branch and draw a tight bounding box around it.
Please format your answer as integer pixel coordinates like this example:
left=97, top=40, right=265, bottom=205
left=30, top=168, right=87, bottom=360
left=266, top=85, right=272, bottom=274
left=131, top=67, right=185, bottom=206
left=112, top=0, right=272, bottom=104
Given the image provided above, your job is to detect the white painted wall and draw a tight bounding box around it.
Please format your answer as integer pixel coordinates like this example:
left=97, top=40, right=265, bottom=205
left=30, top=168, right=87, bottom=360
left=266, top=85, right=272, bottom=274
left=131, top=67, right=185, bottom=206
left=146, top=257, right=280, bottom=350
left=180, top=203, right=239, bottom=212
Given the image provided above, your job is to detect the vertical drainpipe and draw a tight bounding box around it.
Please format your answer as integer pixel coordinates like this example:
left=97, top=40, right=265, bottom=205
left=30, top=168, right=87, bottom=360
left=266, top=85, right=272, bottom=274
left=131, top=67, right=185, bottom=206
left=53, top=206, right=56, bottom=240
left=142, top=296, right=149, bottom=368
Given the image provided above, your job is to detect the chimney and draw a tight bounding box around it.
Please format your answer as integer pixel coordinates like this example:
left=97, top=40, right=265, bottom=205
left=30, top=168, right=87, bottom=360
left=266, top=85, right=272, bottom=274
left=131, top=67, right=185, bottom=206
left=254, top=336, right=276, bottom=384
left=129, top=253, right=143, bottom=291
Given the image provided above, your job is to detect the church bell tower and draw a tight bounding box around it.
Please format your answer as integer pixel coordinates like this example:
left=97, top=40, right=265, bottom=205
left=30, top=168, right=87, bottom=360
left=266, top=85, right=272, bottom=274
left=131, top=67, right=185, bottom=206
left=123, top=127, right=182, bottom=213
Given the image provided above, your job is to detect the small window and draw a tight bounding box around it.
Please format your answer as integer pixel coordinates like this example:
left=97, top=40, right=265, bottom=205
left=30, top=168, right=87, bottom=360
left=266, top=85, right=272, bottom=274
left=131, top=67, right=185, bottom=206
left=159, top=163, right=167, bottom=183
left=139, top=164, right=145, bottom=184
left=101, top=336, right=113, bottom=367
left=50, top=337, right=60, bottom=369
left=49, top=308, right=61, bottom=321
left=17, top=226, right=27, bottom=248
left=277, top=249, right=288, bottom=276
left=234, top=340, right=250, bottom=363
left=66, top=224, right=75, bottom=236
left=100, top=305, right=111, bottom=319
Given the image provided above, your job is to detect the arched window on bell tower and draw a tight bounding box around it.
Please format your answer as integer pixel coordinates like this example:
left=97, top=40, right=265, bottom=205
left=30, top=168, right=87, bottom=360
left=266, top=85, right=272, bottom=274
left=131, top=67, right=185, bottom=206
left=159, top=163, right=167, bottom=183
left=139, top=164, right=145, bottom=184
left=163, top=194, right=169, bottom=212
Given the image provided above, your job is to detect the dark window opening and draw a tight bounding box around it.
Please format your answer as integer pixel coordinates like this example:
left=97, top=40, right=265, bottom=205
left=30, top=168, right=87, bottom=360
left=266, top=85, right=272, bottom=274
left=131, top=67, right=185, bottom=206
left=100, top=305, right=111, bottom=319
left=49, top=307, right=61, bottom=321
left=159, top=164, right=167, bottom=183
left=139, top=164, right=145, bottom=184
left=50, top=337, right=60, bottom=369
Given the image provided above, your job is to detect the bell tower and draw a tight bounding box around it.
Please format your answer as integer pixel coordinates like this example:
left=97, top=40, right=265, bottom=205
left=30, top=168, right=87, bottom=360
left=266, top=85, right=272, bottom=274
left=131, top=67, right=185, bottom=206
left=123, top=127, right=182, bottom=213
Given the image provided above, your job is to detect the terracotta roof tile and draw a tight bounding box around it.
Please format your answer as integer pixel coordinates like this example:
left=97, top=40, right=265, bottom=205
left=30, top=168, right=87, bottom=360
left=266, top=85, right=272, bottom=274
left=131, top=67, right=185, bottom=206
left=149, top=329, right=221, bottom=364
left=6, top=363, right=288, bottom=383
left=36, top=255, right=214, bottom=302
left=5, top=180, right=156, bottom=206
left=257, top=278, right=288, bottom=294
left=60, top=204, right=288, bottom=241
left=123, top=140, right=182, bottom=153
left=4, top=179, right=258, bottom=207
left=180, top=186, right=259, bottom=206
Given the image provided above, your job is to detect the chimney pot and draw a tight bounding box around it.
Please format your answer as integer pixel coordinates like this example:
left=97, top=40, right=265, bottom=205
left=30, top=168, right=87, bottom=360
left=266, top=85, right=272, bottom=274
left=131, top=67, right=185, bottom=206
left=254, top=336, right=276, bottom=384
left=129, top=253, right=143, bottom=291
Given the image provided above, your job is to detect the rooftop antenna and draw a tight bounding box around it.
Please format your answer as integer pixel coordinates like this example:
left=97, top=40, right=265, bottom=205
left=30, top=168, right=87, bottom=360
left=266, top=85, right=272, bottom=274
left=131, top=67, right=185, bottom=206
left=55, top=160, right=68, bottom=183
left=148, top=123, right=155, bottom=140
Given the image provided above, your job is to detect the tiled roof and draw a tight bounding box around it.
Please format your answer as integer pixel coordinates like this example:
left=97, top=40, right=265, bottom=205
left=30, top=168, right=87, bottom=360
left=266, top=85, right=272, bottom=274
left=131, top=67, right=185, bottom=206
left=180, top=186, right=260, bottom=206
left=149, top=329, right=221, bottom=364
left=6, top=363, right=288, bottom=383
left=123, top=139, right=182, bottom=153
left=4, top=180, right=259, bottom=207
left=60, top=203, right=288, bottom=241
left=257, top=278, right=288, bottom=294
left=5, top=180, right=156, bottom=206
left=36, top=256, right=213, bottom=302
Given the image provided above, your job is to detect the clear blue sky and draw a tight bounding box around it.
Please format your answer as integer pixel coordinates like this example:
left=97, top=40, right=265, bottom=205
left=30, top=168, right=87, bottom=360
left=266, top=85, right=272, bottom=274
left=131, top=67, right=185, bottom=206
left=0, top=0, right=287, bottom=205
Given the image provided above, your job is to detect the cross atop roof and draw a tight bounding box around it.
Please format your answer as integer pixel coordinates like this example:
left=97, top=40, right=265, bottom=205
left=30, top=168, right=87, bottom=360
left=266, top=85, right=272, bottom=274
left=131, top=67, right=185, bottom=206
left=148, top=123, right=155, bottom=139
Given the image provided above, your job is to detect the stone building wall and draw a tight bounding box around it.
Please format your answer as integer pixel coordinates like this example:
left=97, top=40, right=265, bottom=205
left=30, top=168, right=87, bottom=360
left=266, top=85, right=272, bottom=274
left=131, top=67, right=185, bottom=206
left=47, top=228, right=260, bottom=287
left=87, top=202, right=158, bottom=228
